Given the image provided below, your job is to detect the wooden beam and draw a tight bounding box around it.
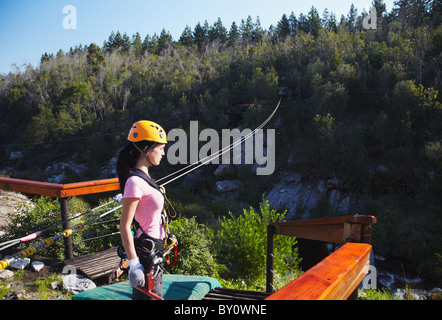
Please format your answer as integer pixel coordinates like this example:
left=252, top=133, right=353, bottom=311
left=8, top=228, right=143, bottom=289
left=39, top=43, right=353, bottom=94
left=273, top=223, right=345, bottom=243
left=269, top=215, right=376, bottom=244
left=0, top=177, right=62, bottom=198
left=265, top=242, right=372, bottom=300
left=59, top=178, right=120, bottom=197
left=0, top=177, right=120, bottom=198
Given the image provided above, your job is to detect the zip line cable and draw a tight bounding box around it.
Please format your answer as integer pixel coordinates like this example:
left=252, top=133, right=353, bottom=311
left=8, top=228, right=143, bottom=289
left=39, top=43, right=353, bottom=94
left=156, top=97, right=282, bottom=187
left=79, top=231, right=121, bottom=243
left=0, top=97, right=282, bottom=270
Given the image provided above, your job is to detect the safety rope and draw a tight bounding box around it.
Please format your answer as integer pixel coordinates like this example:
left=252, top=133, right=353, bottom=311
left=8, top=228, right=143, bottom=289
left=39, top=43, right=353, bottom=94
left=0, top=198, right=118, bottom=252
left=0, top=199, right=122, bottom=271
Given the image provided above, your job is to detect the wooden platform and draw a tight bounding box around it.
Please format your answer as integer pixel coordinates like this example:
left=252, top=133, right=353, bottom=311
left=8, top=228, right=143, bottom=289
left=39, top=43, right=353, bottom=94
left=64, top=247, right=126, bottom=284
left=203, top=288, right=271, bottom=300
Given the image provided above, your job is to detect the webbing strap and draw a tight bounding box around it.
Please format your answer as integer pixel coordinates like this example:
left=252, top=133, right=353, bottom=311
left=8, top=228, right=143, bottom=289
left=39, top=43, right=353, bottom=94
left=128, top=169, right=173, bottom=250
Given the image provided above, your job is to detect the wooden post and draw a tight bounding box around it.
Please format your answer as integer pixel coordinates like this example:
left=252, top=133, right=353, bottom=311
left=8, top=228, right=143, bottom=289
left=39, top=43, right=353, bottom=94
left=266, top=224, right=275, bottom=293
left=343, top=222, right=363, bottom=243
left=59, top=198, right=73, bottom=259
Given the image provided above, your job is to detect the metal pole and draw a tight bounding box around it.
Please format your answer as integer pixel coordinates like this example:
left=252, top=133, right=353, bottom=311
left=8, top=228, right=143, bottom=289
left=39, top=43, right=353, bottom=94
left=59, top=198, right=73, bottom=259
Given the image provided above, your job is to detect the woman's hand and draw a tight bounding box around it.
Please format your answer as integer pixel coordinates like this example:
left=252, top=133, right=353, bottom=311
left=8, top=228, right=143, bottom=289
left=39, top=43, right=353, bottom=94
left=128, top=257, right=145, bottom=287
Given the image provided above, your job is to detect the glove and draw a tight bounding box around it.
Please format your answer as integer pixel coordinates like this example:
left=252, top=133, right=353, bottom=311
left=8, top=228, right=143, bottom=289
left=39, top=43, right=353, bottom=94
left=128, top=257, right=145, bottom=288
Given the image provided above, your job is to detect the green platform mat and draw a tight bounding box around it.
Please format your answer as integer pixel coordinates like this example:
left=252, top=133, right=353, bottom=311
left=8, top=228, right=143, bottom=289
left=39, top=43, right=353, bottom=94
left=72, top=274, right=221, bottom=300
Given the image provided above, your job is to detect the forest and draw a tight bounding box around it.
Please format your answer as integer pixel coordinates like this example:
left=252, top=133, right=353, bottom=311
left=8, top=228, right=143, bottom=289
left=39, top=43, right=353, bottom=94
left=1, top=0, right=442, bottom=282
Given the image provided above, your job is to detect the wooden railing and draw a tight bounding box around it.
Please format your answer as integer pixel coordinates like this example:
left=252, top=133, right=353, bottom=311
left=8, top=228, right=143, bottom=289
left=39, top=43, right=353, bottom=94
left=266, top=214, right=376, bottom=299
left=0, top=177, right=120, bottom=198
left=0, top=177, right=120, bottom=259
left=265, top=242, right=372, bottom=300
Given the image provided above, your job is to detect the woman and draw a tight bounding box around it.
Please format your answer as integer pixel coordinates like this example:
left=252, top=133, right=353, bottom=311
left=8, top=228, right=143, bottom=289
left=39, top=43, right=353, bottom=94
left=117, top=120, right=167, bottom=300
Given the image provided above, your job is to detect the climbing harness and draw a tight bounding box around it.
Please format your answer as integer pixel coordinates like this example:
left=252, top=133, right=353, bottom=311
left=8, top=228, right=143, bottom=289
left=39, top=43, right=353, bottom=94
left=122, top=169, right=178, bottom=264
left=115, top=167, right=178, bottom=301
left=116, top=169, right=179, bottom=300
left=135, top=236, right=178, bottom=300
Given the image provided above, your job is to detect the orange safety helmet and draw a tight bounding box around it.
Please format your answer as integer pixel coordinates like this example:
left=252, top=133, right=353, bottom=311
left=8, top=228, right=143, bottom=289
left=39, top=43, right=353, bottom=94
left=128, top=120, right=167, bottom=144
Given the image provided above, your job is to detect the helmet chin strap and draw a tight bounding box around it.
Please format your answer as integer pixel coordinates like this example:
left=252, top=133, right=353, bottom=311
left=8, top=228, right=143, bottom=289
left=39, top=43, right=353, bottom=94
left=133, top=142, right=157, bottom=166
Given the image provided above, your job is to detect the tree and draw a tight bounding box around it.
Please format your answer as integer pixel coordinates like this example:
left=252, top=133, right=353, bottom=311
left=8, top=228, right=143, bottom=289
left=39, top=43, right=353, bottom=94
left=179, top=25, right=194, bottom=46
left=240, top=16, right=254, bottom=44
left=251, top=17, right=265, bottom=43
left=297, top=13, right=309, bottom=33
left=393, top=0, right=432, bottom=29
left=158, top=29, right=173, bottom=53
left=430, top=0, right=442, bottom=26
left=228, top=21, right=240, bottom=45
left=373, top=0, right=388, bottom=21
left=113, top=31, right=124, bottom=50
left=208, top=17, right=228, bottom=43
left=276, top=14, right=291, bottom=40
left=288, top=12, right=299, bottom=35
left=104, top=31, right=116, bottom=52
left=146, top=33, right=159, bottom=54
left=121, top=32, right=131, bottom=52
left=131, top=32, right=144, bottom=57
left=25, top=104, right=57, bottom=144
left=86, top=43, right=105, bottom=74
left=142, top=34, right=151, bottom=51
left=246, top=67, right=279, bottom=103
left=166, top=217, right=218, bottom=277
left=322, top=9, right=338, bottom=32
left=307, top=6, right=323, bottom=37
left=41, top=52, right=53, bottom=64
left=212, top=200, right=299, bottom=285
left=193, top=21, right=208, bottom=49
left=347, top=4, right=358, bottom=32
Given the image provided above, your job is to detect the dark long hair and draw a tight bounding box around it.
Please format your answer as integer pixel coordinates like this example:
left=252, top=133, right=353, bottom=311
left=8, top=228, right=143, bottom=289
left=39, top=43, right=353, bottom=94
left=117, top=140, right=155, bottom=192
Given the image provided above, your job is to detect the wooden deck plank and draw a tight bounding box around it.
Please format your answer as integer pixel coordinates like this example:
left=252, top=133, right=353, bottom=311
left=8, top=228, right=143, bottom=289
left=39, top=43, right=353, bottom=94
left=64, top=247, right=122, bottom=281
left=203, top=288, right=271, bottom=300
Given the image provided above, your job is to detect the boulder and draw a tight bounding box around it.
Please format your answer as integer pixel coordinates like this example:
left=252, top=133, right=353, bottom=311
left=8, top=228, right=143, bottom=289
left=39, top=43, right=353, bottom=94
left=62, top=274, right=96, bottom=294
left=0, top=269, right=14, bottom=280
left=265, top=171, right=352, bottom=220
left=216, top=180, right=241, bottom=193
left=11, top=258, right=30, bottom=270
left=31, top=261, right=45, bottom=272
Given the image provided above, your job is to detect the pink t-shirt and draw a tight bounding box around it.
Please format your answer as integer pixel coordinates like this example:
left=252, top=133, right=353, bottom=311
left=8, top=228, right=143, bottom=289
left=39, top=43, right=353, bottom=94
left=123, top=175, right=165, bottom=240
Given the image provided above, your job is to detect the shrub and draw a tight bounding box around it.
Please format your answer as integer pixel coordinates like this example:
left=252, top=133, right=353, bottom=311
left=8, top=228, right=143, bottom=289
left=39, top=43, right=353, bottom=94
left=76, top=197, right=122, bottom=255
left=211, top=199, right=300, bottom=288
left=165, top=216, right=219, bottom=278
left=3, top=196, right=90, bottom=260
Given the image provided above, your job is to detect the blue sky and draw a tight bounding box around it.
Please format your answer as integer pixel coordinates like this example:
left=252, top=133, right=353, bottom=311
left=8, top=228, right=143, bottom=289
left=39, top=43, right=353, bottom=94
left=0, top=0, right=395, bottom=75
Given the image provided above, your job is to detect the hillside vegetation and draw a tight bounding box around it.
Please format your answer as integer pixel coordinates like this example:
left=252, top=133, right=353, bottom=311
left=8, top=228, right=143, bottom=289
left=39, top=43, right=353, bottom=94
left=1, top=1, right=441, bottom=282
